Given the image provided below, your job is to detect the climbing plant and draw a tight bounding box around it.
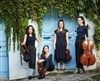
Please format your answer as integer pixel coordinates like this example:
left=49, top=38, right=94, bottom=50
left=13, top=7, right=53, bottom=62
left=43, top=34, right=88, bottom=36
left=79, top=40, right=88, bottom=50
left=0, top=0, right=100, bottom=50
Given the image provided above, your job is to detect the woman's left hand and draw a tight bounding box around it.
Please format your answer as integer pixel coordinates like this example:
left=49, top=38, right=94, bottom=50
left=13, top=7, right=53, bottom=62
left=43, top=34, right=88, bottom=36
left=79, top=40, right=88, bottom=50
left=66, top=46, right=68, bottom=49
left=85, top=37, right=90, bottom=41
left=36, top=46, right=38, bottom=50
left=87, top=37, right=90, bottom=41
left=36, top=46, right=39, bottom=50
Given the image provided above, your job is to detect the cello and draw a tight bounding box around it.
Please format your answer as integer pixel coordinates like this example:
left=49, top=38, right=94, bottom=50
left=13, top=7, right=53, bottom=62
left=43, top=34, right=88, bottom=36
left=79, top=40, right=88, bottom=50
left=80, top=25, right=96, bottom=67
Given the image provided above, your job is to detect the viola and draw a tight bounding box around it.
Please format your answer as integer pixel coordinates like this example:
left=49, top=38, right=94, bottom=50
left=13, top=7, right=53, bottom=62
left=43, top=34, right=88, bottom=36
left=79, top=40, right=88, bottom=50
left=37, top=62, right=46, bottom=75
left=80, top=25, right=96, bottom=67
left=66, top=49, right=72, bottom=61
left=21, top=44, right=29, bottom=54
left=37, top=54, right=46, bottom=75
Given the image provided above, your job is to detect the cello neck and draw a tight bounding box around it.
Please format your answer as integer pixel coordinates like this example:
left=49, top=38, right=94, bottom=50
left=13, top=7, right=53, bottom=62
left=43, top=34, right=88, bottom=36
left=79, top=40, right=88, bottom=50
left=86, top=24, right=90, bottom=51
left=88, top=40, right=90, bottom=51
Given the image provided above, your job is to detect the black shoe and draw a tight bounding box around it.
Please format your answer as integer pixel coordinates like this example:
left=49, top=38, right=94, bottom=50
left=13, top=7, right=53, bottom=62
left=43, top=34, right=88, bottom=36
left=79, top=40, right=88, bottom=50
left=38, top=75, right=42, bottom=79
left=28, top=76, right=32, bottom=80
left=41, top=74, right=45, bottom=78
left=62, top=69, right=65, bottom=71
left=57, top=69, right=60, bottom=71
left=38, top=74, right=45, bottom=79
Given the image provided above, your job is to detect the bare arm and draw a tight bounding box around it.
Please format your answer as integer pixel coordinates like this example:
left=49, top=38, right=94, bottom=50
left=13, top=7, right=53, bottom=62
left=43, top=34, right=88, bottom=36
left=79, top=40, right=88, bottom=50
left=54, top=33, right=57, bottom=49
left=66, top=32, right=69, bottom=49
left=22, top=34, right=27, bottom=45
left=35, top=35, right=41, bottom=49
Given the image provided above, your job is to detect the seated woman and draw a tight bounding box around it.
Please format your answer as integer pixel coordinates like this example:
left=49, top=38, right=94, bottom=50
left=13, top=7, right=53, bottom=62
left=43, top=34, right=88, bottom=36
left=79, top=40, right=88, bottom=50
left=37, top=45, right=55, bottom=79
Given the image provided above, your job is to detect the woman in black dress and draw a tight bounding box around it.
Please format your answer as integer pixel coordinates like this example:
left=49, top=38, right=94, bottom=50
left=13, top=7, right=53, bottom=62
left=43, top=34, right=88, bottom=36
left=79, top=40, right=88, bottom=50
left=75, top=16, right=89, bottom=73
left=37, top=45, right=54, bottom=79
left=23, top=25, right=40, bottom=79
left=54, top=20, right=69, bottom=70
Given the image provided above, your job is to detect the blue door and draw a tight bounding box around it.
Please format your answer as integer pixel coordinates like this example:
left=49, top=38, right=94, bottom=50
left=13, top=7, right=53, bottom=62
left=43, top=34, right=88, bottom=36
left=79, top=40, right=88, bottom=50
left=38, top=12, right=78, bottom=69
left=0, top=21, right=9, bottom=78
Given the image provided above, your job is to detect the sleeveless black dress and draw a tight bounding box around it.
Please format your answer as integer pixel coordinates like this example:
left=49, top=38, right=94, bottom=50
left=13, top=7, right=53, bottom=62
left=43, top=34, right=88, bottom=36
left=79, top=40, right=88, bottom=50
left=54, top=29, right=68, bottom=63
left=26, top=34, right=36, bottom=69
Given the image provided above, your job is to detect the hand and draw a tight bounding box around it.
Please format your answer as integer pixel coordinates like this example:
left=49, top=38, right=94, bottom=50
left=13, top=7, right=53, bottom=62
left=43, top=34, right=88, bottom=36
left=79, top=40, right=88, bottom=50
left=21, top=42, right=23, bottom=46
left=38, top=60, right=44, bottom=63
left=85, top=37, right=90, bottom=41
left=87, top=37, right=90, bottom=41
left=23, top=50, right=25, bottom=52
left=66, top=46, right=68, bottom=49
left=36, top=46, right=39, bottom=50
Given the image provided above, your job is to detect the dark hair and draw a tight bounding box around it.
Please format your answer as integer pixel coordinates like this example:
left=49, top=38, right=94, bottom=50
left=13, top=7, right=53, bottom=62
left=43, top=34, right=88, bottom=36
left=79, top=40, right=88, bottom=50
left=57, top=19, right=65, bottom=31
left=25, top=25, right=35, bottom=35
left=78, top=16, right=85, bottom=25
left=42, top=45, right=49, bottom=58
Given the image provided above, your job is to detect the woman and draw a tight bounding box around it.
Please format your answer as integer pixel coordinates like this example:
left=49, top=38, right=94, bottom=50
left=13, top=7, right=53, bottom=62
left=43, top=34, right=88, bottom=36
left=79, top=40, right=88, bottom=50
left=75, top=16, right=89, bottom=73
left=23, top=25, right=40, bottom=79
left=37, top=45, right=55, bottom=79
left=54, top=20, right=69, bottom=71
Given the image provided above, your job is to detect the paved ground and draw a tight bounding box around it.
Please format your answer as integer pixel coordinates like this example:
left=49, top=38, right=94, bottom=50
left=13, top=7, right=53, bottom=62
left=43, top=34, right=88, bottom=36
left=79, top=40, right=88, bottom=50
left=1, top=69, right=100, bottom=81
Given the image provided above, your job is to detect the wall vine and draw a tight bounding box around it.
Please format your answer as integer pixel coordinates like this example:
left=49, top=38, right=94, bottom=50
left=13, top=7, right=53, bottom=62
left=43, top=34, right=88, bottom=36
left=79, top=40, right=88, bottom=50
left=0, top=0, right=100, bottom=50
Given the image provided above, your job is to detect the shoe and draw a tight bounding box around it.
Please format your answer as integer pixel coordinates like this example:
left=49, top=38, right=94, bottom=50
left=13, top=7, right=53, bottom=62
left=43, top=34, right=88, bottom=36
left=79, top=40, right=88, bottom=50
left=41, top=74, right=45, bottom=78
left=28, top=76, right=32, bottom=80
left=62, top=69, right=65, bottom=71
left=38, top=74, right=45, bottom=79
left=79, top=69, right=84, bottom=73
left=38, top=75, right=42, bottom=79
left=57, top=68, right=60, bottom=71
left=74, top=69, right=79, bottom=73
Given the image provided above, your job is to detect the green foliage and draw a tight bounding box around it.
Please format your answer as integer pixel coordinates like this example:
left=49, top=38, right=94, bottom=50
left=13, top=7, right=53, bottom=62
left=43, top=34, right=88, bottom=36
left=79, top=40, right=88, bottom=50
left=0, top=0, right=100, bottom=50
left=80, top=0, right=100, bottom=50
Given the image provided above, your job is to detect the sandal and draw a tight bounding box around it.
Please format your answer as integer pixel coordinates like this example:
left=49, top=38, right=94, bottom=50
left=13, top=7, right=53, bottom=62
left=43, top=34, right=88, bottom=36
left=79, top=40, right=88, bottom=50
left=74, top=69, right=79, bottom=73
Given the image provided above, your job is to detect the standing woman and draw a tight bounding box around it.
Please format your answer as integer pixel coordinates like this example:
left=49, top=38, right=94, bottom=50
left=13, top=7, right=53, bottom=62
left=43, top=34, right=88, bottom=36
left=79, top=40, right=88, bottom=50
left=54, top=20, right=69, bottom=70
left=23, top=25, right=41, bottom=79
left=75, top=16, right=88, bottom=73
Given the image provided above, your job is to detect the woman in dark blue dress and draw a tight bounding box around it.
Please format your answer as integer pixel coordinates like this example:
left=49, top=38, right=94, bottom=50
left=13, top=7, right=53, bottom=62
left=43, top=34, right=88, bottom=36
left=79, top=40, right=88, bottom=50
left=23, top=25, right=40, bottom=79
left=54, top=20, right=69, bottom=70
left=75, top=16, right=89, bottom=73
left=37, top=45, right=55, bottom=79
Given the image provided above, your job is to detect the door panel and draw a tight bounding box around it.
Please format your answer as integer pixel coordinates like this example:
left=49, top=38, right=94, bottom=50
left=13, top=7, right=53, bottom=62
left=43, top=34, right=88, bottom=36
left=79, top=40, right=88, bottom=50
left=0, top=21, right=9, bottom=78
left=38, top=13, right=78, bottom=69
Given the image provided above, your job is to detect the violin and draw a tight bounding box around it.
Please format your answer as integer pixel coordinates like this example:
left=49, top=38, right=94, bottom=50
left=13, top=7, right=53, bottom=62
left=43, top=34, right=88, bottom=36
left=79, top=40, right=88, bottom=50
left=21, top=44, right=29, bottom=54
left=21, top=44, right=30, bottom=62
left=66, top=49, right=72, bottom=61
left=37, top=53, right=46, bottom=75
left=80, top=25, right=96, bottom=67
left=37, top=62, right=46, bottom=75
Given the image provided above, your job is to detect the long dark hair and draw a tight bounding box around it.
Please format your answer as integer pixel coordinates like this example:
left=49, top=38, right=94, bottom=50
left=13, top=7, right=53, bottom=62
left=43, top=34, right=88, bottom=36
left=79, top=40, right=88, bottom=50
left=78, top=16, right=85, bottom=25
left=25, top=25, right=35, bottom=35
left=41, top=45, right=49, bottom=58
left=57, top=19, right=65, bottom=32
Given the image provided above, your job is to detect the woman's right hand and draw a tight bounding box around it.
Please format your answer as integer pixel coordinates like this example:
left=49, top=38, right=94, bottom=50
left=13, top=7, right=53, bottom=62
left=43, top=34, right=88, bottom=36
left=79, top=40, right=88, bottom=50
left=38, top=59, right=44, bottom=63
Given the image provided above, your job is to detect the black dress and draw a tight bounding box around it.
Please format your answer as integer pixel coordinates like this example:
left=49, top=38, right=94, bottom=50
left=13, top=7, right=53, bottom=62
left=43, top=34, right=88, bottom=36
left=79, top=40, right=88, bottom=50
left=41, top=54, right=55, bottom=71
left=54, top=29, right=68, bottom=63
left=26, top=34, right=36, bottom=69
left=75, top=25, right=88, bottom=69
